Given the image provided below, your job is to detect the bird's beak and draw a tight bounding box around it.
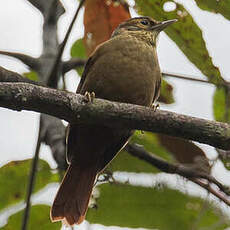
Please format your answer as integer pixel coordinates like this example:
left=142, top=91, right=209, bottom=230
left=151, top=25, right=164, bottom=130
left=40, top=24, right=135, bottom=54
left=151, top=19, right=177, bottom=32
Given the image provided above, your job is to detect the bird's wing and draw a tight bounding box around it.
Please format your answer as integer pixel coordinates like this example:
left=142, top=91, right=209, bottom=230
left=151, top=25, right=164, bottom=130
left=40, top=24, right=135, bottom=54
left=76, top=42, right=105, bottom=93
left=152, top=73, right=162, bottom=104
left=98, top=130, right=134, bottom=172
left=76, top=56, right=94, bottom=93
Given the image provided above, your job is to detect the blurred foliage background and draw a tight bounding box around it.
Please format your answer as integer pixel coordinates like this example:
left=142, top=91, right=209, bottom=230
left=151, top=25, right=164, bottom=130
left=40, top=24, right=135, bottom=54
left=0, top=0, right=230, bottom=229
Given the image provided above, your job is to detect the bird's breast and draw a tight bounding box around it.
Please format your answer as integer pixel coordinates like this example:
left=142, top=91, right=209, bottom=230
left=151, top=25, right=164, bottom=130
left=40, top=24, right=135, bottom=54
left=81, top=36, right=161, bottom=106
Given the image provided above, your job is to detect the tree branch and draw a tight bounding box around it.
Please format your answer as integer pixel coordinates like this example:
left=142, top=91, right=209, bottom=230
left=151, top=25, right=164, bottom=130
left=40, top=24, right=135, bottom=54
left=1, top=68, right=230, bottom=205
left=125, top=143, right=230, bottom=196
left=0, top=51, right=40, bottom=70
left=191, top=178, right=230, bottom=206
left=162, top=72, right=213, bottom=85
left=62, top=58, right=86, bottom=73
left=21, top=117, right=42, bottom=230
left=0, top=81, right=230, bottom=150
left=47, top=0, right=86, bottom=88
left=40, top=114, right=67, bottom=170
left=0, top=67, right=44, bottom=85
left=126, top=143, right=230, bottom=206
left=60, top=58, right=223, bottom=86
left=26, top=0, right=65, bottom=19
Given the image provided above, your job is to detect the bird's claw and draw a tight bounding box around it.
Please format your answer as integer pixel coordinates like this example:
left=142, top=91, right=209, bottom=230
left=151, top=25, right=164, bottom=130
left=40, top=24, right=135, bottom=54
left=84, top=91, right=95, bottom=103
left=151, top=103, right=159, bottom=112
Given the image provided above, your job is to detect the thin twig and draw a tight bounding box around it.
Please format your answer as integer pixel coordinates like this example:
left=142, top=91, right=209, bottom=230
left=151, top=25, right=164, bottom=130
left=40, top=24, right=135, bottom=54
left=191, top=178, right=230, bottom=206
left=125, top=143, right=230, bottom=199
left=162, top=71, right=212, bottom=84
left=60, top=59, right=225, bottom=87
left=47, top=0, right=86, bottom=87
left=21, top=117, right=42, bottom=230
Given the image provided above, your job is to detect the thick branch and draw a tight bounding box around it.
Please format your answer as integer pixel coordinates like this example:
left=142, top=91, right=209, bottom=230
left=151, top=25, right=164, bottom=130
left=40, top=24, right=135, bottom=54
left=0, top=82, right=230, bottom=150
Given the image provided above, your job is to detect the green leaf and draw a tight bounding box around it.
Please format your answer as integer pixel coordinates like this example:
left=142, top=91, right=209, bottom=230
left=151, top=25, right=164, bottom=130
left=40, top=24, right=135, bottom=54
left=213, top=87, right=230, bottom=170
left=159, top=79, right=174, bottom=104
left=194, top=0, right=230, bottom=21
left=23, top=71, right=39, bottom=81
left=213, top=87, right=230, bottom=122
left=220, top=156, right=230, bottom=171
left=87, top=183, right=229, bottom=229
left=108, top=132, right=210, bottom=174
left=0, top=159, right=59, bottom=211
left=135, top=0, right=222, bottom=84
left=3, top=205, right=61, bottom=230
left=131, top=131, right=173, bottom=162
left=70, top=38, right=87, bottom=76
left=107, top=131, right=173, bottom=173
left=108, top=149, right=159, bottom=173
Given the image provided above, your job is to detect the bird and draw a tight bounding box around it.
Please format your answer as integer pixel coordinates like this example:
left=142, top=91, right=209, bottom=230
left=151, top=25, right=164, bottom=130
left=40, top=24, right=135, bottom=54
left=50, top=16, right=177, bottom=226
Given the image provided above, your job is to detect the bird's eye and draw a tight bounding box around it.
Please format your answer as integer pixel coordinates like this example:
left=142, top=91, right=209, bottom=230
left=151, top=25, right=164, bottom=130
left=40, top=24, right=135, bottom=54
left=140, top=20, right=149, bottom=26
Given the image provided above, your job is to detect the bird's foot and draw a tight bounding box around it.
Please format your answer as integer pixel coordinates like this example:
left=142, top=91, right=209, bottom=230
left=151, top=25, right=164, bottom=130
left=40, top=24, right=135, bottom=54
left=151, top=103, right=160, bottom=112
left=84, top=91, right=95, bottom=103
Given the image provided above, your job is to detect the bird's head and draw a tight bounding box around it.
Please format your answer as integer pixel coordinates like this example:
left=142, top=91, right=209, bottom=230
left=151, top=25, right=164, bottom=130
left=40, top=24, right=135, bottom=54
left=112, top=16, right=177, bottom=45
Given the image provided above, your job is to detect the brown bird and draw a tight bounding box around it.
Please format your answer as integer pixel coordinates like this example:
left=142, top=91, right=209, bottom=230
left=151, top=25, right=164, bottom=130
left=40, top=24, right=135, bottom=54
left=51, top=16, right=177, bottom=225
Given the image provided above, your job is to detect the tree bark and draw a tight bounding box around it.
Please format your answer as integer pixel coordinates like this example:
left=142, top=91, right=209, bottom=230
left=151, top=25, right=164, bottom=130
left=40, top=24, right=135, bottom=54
left=0, top=81, right=230, bottom=150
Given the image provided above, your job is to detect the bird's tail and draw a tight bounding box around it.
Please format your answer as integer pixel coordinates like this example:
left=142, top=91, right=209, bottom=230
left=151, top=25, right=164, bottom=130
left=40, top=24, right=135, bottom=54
left=50, top=164, right=97, bottom=226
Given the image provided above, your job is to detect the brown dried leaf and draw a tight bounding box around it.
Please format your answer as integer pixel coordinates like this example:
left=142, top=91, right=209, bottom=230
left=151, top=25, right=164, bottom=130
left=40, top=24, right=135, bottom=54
left=157, top=134, right=211, bottom=174
left=83, top=0, right=131, bottom=56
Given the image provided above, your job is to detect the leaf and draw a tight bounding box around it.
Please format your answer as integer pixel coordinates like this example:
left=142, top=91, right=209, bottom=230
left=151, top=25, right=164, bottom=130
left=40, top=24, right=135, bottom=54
left=131, top=131, right=173, bottom=162
left=213, top=87, right=230, bottom=170
left=70, top=38, right=87, bottom=76
left=87, top=183, right=228, bottom=229
left=135, top=0, right=223, bottom=84
left=157, top=134, right=210, bottom=173
left=3, top=205, right=61, bottom=230
left=83, top=0, right=131, bottom=55
left=71, top=38, right=87, bottom=59
left=213, top=87, right=230, bottom=122
left=108, top=150, right=158, bottom=173
left=194, top=0, right=230, bottom=21
left=218, top=149, right=230, bottom=170
left=158, top=79, right=174, bottom=104
left=107, top=131, right=174, bottom=173
left=109, top=131, right=210, bottom=174
left=23, top=71, right=39, bottom=81
left=0, top=159, right=58, bottom=211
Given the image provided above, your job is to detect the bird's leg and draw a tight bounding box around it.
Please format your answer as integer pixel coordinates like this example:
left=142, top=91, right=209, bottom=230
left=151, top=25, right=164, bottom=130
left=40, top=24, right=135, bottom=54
left=151, top=103, right=160, bottom=112
left=84, top=91, right=95, bottom=103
